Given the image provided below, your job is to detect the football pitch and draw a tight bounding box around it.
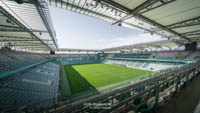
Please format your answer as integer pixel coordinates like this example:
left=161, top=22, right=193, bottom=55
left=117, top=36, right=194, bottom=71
left=63, top=63, right=154, bottom=95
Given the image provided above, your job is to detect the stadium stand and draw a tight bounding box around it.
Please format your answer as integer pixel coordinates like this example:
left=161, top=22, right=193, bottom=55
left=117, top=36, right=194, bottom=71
left=105, top=51, right=200, bottom=61
left=151, top=51, right=200, bottom=60
left=0, top=49, right=47, bottom=74
left=55, top=56, right=101, bottom=65
left=108, top=52, right=152, bottom=59
left=1, top=0, right=200, bottom=112
left=0, top=49, right=199, bottom=113
left=104, top=59, right=182, bottom=71
left=0, top=56, right=60, bottom=112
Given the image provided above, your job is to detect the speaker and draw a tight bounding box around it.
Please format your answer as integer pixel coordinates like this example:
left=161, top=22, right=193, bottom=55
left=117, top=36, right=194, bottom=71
left=185, top=42, right=197, bottom=51
left=50, top=51, right=55, bottom=54
left=98, top=53, right=104, bottom=57
left=15, top=0, right=24, bottom=4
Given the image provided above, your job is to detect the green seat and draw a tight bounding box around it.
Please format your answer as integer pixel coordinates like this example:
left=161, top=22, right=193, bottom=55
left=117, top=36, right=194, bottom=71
left=118, top=94, right=126, bottom=102
left=136, top=103, right=153, bottom=113
left=136, top=87, right=145, bottom=93
left=133, top=97, right=142, bottom=105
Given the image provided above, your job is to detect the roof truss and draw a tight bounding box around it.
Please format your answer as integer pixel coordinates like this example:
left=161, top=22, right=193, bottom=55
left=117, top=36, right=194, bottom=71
left=181, top=30, right=200, bottom=36
left=167, top=16, right=200, bottom=29
left=112, top=0, right=176, bottom=25
left=0, top=4, right=52, bottom=51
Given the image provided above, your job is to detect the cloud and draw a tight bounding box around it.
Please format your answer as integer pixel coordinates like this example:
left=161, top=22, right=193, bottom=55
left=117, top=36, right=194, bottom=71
left=96, top=33, right=166, bottom=49
left=57, top=32, right=166, bottom=50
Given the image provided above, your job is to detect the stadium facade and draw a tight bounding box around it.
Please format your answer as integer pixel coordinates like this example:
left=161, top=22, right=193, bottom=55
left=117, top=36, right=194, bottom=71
left=0, top=0, right=200, bottom=113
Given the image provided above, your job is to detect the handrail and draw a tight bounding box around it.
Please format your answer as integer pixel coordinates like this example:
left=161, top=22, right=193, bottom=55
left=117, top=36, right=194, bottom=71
left=105, top=57, right=192, bottom=63
left=0, top=60, right=49, bottom=79
left=51, top=61, right=199, bottom=113
left=7, top=61, right=199, bottom=113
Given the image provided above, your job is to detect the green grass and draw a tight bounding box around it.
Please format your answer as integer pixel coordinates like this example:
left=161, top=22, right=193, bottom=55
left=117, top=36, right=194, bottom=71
left=64, top=63, right=154, bottom=95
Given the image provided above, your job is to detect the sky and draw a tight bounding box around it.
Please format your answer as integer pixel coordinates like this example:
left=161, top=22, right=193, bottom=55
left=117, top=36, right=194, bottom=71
left=49, top=6, right=164, bottom=50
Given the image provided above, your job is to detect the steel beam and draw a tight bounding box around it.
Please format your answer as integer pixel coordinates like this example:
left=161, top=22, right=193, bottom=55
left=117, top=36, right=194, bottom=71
left=47, top=0, right=117, bottom=22
left=0, top=28, right=48, bottom=32
left=135, top=0, right=176, bottom=14
left=188, top=36, right=200, bottom=39
left=0, top=25, right=21, bottom=28
left=35, top=0, right=58, bottom=48
left=111, top=0, right=176, bottom=25
left=0, top=40, right=40, bottom=42
left=8, top=44, right=46, bottom=46
left=16, top=46, right=48, bottom=48
left=140, top=0, right=176, bottom=14
left=0, top=35, right=33, bottom=39
left=98, top=0, right=190, bottom=41
left=0, top=35, right=52, bottom=42
left=4, top=41, right=44, bottom=45
left=0, top=5, right=51, bottom=50
left=181, top=30, right=200, bottom=36
left=0, top=23, right=47, bottom=32
left=7, top=0, right=45, bottom=7
left=97, top=0, right=131, bottom=13
left=167, top=16, right=200, bottom=29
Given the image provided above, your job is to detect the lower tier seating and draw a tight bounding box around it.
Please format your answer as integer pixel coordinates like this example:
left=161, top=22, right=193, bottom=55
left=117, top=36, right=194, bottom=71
left=0, top=62, right=60, bottom=112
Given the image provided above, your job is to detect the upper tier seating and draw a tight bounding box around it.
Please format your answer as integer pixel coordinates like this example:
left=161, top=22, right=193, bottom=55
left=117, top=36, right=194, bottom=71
left=0, top=49, right=47, bottom=74
left=151, top=51, right=200, bottom=60
left=56, top=56, right=102, bottom=65
left=104, top=59, right=182, bottom=71
left=107, top=52, right=152, bottom=59
left=105, top=51, right=200, bottom=60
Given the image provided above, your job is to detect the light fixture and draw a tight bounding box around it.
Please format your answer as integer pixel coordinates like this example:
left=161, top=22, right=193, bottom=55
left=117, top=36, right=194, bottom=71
left=101, top=4, right=104, bottom=8
left=86, top=3, right=89, bottom=6
left=111, top=8, right=113, bottom=12
left=6, top=19, right=12, bottom=24
left=115, top=11, right=117, bottom=16
left=106, top=7, right=109, bottom=10
left=118, top=23, right=122, bottom=26
left=90, top=3, right=93, bottom=7
left=94, top=2, right=98, bottom=8
left=118, top=13, right=121, bottom=17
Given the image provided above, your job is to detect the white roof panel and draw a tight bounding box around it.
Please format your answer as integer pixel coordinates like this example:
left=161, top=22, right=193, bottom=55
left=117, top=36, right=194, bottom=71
left=0, top=0, right=58, bottom=51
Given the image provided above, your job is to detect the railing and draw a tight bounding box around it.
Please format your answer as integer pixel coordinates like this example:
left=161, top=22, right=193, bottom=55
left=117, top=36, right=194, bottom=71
left=50, top=61, right=199, bottom=113
left=0, top=60, right=49, bottom=79
left=4, top=61, right=200, bottom=113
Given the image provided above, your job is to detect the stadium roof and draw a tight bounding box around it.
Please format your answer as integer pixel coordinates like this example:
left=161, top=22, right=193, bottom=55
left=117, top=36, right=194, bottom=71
left=58, top=48, right=100, bottom=52
left=102, top=40, right=184, bottom=51
left=46, top=0, right=200, bottom=40
left=46, top=0, right=200, bottom=50
left=0, top=0, right=57, bottom=51
left=0, top=0, right=200, bottom=52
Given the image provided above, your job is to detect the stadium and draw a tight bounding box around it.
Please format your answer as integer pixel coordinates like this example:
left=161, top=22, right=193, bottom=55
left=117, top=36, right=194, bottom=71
left=0, top=0, right=200, bottom=113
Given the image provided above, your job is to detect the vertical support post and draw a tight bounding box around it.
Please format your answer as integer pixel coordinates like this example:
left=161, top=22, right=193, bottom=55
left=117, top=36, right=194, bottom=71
left=54, top=98, right=56, bottom=113
left=186, top=71, right=189, bottom=83
left=111, top=97, right=114, bottom=105
left=175, top=74, right=180, bottom=94
left=34, top=104, right=37, bottom=113
left=154, top=80, right=160, bottom=108
left=193, top=69, right=196, bottom=77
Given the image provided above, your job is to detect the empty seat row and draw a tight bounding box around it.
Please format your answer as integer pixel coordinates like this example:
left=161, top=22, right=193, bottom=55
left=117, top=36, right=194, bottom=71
left=0, top=62, right=60, bottom=111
